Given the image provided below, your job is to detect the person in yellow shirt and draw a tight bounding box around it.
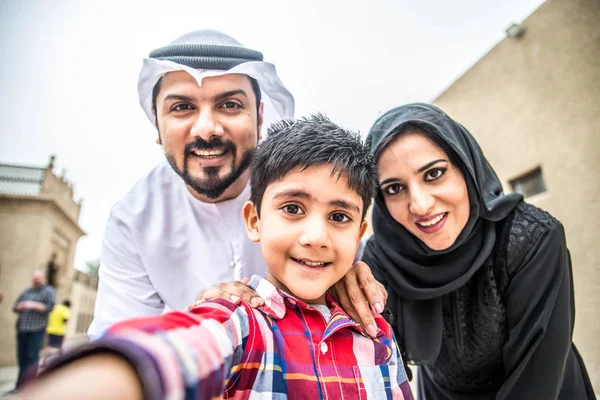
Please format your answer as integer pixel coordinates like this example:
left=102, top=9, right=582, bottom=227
left=46, top=300, right=71, bottom=349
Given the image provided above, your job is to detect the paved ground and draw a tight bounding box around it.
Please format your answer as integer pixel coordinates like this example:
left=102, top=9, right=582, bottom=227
left=0, top=335, right=89, bottom=397
left=0, top=365, right=17, bottom=396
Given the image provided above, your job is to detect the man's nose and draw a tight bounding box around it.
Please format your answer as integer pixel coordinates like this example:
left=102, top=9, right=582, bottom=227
left=190, top=108, right=224, bottom=140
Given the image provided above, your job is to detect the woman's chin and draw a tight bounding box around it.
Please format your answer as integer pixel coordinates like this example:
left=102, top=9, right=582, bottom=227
left=422, top=236, right=457, bottom=251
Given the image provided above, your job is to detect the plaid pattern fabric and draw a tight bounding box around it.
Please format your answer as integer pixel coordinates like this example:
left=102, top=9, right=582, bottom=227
left=13, top=285, right=55, bottom=332
left=60, top=275, right=413, bottom=399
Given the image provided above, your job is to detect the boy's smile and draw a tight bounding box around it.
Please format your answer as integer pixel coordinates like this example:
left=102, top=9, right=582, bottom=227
left=243, top=164, right=368, bottom=304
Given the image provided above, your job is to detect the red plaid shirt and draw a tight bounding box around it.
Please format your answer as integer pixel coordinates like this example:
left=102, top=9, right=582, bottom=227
left=49, top=275, right=413, bottom=399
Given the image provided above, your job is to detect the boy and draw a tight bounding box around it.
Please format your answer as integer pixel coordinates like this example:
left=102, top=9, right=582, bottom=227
left=24, top=115, right=413, bottom=400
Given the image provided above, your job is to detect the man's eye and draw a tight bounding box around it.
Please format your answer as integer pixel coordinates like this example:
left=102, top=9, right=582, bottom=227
left=172, top=104, right=193, bottom=111
left=283, top=204, right=303, bottom=215
left=425, top=168, right=446, bottom=181
left=330, top=213, right=351, bottom=223
left=384, top=183, right=403, bottom=195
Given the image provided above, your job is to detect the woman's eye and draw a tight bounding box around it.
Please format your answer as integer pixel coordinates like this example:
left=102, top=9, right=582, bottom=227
left=384, top=183, right=403, bottom=195
left=330, top=213, right=351, bottom=223
left=425, top=168, right=446, bottom=181
left=283, top=204, right=303, bottom=215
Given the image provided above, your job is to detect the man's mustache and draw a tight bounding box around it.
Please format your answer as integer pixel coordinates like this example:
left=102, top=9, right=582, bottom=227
left=185, top=138, right=236, bottom=153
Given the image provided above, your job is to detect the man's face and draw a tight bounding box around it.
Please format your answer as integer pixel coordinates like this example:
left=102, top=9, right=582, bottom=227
left=154, top=72, right=263, bottom=201
left=243, top=165, right=368, bottom=304
left=32, top=271, right=44, bottom=288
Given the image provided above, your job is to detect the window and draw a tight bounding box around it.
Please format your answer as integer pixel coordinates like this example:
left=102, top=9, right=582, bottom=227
left=509, top=166, right=546, bottom=198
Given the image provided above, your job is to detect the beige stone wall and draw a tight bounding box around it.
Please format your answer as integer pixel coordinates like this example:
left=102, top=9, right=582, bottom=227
left=433, top=0, right=599, bottom=390
left=0, top=196, right=84, bottom=366
left=67, top=278, right=96, bottom=339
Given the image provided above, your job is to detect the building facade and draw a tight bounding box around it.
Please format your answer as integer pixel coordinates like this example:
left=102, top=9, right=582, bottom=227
left=0, top=156, right=85, bottom=366
left=433, top=0, right=599, bottom=390
left=66, top=270, right=98, bottom=340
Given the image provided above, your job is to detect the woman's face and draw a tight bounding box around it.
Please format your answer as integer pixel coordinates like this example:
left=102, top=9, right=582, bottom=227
left=377, top=131, right=470, bottom=250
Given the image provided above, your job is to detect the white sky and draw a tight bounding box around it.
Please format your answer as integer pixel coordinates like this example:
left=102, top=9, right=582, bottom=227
left=0, top=0, right=545, bottom=271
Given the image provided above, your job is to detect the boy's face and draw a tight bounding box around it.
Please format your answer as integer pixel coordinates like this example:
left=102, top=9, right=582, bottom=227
left=243, top=164, right=368, bottom=304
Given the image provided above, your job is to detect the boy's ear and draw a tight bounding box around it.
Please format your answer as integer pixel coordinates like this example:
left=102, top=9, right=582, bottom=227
left=243, top=201, right=261, bottom=242
left=257, top=102, right=264, bottom=141
left=357, top=220, right=368, bottom=251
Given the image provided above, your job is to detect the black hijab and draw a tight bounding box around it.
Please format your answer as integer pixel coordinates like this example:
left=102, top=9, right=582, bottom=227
left=363, top=103, right=522, bottom=364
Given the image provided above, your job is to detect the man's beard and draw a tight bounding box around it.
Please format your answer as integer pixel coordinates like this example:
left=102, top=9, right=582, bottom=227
left=167, top=137, right=255, bottom=200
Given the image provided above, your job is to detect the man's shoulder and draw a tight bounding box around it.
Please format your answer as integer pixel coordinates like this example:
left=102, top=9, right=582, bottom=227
left=110, top=161, right=183, bottom=219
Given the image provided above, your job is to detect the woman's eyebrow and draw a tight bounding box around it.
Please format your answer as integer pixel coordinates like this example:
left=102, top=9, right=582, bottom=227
left=379, top=177, right=399, bottom=186
left=417, top=159, right=447, bottom=173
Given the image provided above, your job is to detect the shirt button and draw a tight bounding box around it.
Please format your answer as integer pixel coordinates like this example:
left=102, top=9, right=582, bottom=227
left=229, top=261, right=235, bottom=268
left=320, top=342, right=328, bottom=355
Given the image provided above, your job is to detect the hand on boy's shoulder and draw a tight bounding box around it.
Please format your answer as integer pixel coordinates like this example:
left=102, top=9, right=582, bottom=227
left=186, top=277, right=264, bottom=311
left=187, top=262, right=389, bottom=338
left=328, top=261, right=388, bottom=338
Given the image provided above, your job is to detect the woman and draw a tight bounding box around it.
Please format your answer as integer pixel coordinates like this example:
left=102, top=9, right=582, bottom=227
left=363, top=103, right=595, bottom=399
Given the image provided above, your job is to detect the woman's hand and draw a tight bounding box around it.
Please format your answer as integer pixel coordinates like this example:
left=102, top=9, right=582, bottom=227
left=187, top=277, right=264, bottom=310
left=329, top=261, right=388, bottom=337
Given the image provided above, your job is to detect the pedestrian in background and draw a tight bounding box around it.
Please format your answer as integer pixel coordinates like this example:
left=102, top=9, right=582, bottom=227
left=12, top=270, right=55, bottom=389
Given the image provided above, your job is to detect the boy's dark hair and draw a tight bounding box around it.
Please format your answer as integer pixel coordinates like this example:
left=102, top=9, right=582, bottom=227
left=250, top=114, right=376, bottom=220
left=151, top=75, right=262, bottom=116
left=62, top=300, right=71, bottom=307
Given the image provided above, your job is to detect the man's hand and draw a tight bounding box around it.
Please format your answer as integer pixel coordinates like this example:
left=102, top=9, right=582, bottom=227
left=329, top=261, right=388, bottom=337
left=30, top=301, right=47, bottom=312
left=188, top=278, right=264, bottom=310
left=16, top=301, right=46, bottom=312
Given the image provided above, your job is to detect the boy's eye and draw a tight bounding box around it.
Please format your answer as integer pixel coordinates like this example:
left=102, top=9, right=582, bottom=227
left=219, top=101, right=242, bottom=109
left=282, top=204, right=303, bottom=215
left=425, top=167, right=446, bottom=182
left=330, top=213, right=351, bottom=223
left=383, top=183, right=404, bottom=196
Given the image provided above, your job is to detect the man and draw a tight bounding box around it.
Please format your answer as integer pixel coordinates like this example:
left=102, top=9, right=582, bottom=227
left=12, top=270, right=55, bottom=387
left=89, top=29, right=385, bottom=340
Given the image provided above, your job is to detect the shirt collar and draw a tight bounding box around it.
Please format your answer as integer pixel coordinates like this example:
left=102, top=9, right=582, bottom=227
left=247, top=275, right=386, bottom=339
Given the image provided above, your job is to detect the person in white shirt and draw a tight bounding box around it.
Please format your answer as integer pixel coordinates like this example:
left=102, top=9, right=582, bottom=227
left=89, top=29, right=387, bottom=340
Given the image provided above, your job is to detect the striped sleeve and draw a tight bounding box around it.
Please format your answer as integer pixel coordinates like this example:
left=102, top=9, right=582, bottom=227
left=376, top=317, right=414, bottom=400
left=45, top=299, right=254, bottom=400
left=389, top=330, right=414, bottom=400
